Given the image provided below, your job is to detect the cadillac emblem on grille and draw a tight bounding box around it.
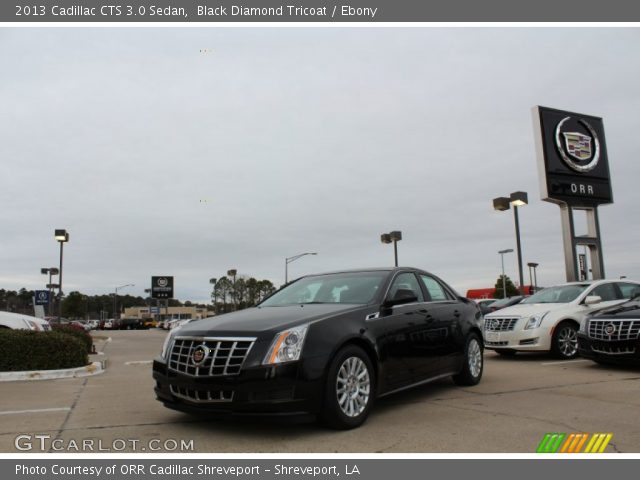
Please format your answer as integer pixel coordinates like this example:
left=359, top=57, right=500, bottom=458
left=604, top=323, right=617, bottom=336
left=192, top=344, right=209, bottom=366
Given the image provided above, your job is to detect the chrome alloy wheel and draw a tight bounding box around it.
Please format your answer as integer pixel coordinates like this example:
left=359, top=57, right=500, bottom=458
left=557, top=325, right=578, bottom=357
left=468, top=338, right=483, bottom=378
left=336, top=356, right=371, bottom=418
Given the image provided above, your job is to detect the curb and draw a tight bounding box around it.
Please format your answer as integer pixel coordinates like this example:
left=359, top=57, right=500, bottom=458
left=0, top=360, right=105, bottom=382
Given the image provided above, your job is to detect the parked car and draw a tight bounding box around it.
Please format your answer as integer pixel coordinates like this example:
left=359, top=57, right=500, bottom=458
left=484, top=279, right=640, bottom=359
left=0, top=311, right=51, bottom=331
left=117, top=318, right=144, bottom=330
left=578, top=292, right=640, bottom=366
left=487, top=296, right=524, bottom=312
left=142, top=318, right=157, bottom=329
left=154, top=267, right=484, bottom=429
left=103, top=319, right=114, bottom=330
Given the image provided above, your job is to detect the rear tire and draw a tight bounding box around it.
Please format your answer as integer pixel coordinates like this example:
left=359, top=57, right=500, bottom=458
left=453, top=333, right=483, bottom=386
left=320, top=345, right=375, bottom=430
left=551, top=321, right=579, bottom=359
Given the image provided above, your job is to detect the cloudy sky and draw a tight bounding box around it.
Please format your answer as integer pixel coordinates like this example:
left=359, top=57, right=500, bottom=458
left=1, top=27, right=639, bottom=303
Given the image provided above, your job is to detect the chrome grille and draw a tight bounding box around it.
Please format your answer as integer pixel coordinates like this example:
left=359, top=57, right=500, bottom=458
left=591, top=345, right=636, bottom=355
left=484, top=318, right=519, bottom=332
left=168, top=336, right=255, bottom=377
left=170, top=385, right=233, bottom=403
left=588, top=320, right=640, bottom=341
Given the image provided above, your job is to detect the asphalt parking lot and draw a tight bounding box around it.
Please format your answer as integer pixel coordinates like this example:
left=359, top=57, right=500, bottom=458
left=1, top=329, right=639, bottom=453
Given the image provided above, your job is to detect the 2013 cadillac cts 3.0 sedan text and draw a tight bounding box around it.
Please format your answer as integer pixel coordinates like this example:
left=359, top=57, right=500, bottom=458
left=153, top=268, right=484, bottom=429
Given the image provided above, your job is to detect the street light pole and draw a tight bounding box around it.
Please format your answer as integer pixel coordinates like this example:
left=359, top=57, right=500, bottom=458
left=54, top=230, right=69, bottom=321
left=114, top=284, right=135, bottom=323
left=285, top=253, right=317, bottom=284
left=493, top=192, right=528, bottom=295
left=498, top=249, right=514, bottom=299
left=380, top=231, right=402, bottom=267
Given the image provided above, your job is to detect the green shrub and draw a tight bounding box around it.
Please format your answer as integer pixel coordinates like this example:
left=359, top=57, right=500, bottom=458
left=51, top=324, right=93, bottom=353
left=0, top=330, right=88, bottom=372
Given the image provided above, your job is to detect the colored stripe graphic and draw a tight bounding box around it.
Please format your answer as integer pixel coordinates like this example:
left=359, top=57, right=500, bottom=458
left=537, top=433, right=613, bottom=453
left=536, top=433, right=566, bottom=453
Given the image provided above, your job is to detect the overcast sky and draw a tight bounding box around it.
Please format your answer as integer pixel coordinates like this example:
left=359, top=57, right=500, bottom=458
left=1, top=27, right=639, bottom=303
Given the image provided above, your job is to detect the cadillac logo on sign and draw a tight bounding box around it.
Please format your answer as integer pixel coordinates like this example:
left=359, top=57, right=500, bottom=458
left=555, top=117, right=600, bottom=173
left=533, top=106, right=612, bottom=207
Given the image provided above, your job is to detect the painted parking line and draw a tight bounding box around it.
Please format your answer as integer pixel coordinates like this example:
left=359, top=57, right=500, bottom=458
left=124, top=360, right=153, bottom=366
left=0, top=407, right=71, bottom=416
left=541, top=359, right=593, bottom=366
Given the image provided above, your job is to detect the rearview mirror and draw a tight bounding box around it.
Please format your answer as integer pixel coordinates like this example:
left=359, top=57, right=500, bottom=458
left=584, top=295, right=602, bottom=306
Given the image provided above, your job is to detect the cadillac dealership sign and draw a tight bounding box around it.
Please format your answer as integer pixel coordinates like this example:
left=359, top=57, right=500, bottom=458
left=533, top=106, right=613, bottom=207
left=151, top=276, right=174, bottom=299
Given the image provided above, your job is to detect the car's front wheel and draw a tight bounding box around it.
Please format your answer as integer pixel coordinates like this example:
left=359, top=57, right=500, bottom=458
left=551, top=321, right=579, bottom=359
left=321, top=345, right=375, bottom=430
left=453, top=333, right=484, bottom=386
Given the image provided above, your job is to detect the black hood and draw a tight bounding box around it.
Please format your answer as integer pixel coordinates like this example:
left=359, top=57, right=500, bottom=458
left=591, top=299, right=640, bottom=319
left=177, top=303, right=368, bottom=337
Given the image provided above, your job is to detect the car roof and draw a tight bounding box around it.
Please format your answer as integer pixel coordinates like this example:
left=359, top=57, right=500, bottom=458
left=545, top=279, right=639, bottom=288
left=299, top=267, right=430, bottom=278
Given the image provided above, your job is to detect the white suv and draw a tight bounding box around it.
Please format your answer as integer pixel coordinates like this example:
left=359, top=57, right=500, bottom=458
left=483, top=280, right=640, bottom=359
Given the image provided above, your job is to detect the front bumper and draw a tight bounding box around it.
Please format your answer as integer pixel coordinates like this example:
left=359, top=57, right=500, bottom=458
left=578, top=333, right=640, bottom=365
left=153, top=355, right=328, bottom=417
left=483, top=324, right=552, bottom=352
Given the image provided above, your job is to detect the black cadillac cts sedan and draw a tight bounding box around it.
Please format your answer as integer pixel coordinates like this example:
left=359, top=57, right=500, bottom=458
left=153, top=268, right=484, bottom=429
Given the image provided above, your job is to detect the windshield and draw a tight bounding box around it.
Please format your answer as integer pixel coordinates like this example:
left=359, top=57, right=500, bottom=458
left=260, top=271, right=388, bottom=306
left=521, top=284, right=589, bottom=304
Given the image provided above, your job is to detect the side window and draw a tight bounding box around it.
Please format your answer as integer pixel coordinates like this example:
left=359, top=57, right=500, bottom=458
left=387, top=273, right=424, bottom=303
left=420, top=275, right=450, bottom=302
left=590, top=283, right=620, bottom=301
left=618, top=283, right=640, bottom=299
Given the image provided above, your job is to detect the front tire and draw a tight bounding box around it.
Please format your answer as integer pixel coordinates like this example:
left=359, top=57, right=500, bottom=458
left=321, top=345, right=375, bottom=430
left=453, top=333, right=484, bottom=386
left=551, top=321, right=579, bottom=359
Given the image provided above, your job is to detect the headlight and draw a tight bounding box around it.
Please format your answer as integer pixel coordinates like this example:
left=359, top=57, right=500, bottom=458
left=263, top=324, right=309, bottom=365
left=524, top=312, right=548, bottom=330
left=161, top=331, right=177, bottom=359
left=24, top=320, right=40, bottom=331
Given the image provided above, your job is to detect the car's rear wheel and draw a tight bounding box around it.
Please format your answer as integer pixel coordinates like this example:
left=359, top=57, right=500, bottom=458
left=551, top=321, right=579, bottom=359
left=321, top=345, right=375, bottom=430
left=453, top=333, right=483, bottom=386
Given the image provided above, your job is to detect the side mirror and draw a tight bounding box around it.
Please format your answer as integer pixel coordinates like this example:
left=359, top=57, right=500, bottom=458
left=584, top=295, right=602, bottom=306
left=383, top=289, right=418, bottom=308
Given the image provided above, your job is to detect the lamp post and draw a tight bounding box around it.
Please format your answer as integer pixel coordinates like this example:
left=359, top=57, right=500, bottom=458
left=498, top=249, right=514, bottom=299
left=40, top=267, right=59, bottom=317
left=493, top=192, right=528, bottom=294
left=527, top=262, right=539, bottom=293
left=380, top=230, right=402, bottom=267
left=54, top=229, right=69, bottom=321
left=284, top=253, right=317, bottom=284
left=209, top=278, right=217, bottom=313
left=114, top=284, right=134, bottom=323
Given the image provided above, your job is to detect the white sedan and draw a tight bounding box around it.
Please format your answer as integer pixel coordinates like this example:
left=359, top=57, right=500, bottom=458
left=483, top=279, right=640, bottom=359
left=0, top=311, right=51, bottom=331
